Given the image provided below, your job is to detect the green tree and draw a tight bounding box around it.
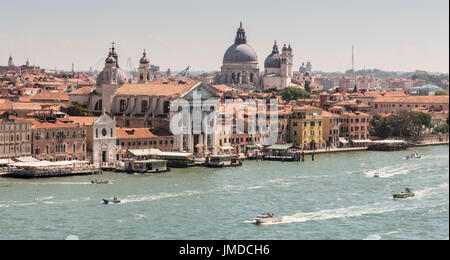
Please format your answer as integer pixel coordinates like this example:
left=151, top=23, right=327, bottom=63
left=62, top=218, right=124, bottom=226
left=280, top=87, right=311, bottom=102
left=304, top=81, right=311, bottom=93
left=370, top=111, right=432, bottom=138
left=434, top=90, right=449, bottom=96
left=66, top=102, right=93, bottom=116
left=433, top=124, right=449, bottom=134
left=262, top=88, right=279, bottom=93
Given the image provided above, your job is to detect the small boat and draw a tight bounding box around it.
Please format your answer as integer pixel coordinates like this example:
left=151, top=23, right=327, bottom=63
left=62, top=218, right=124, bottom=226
left=393, top=187, right=415, bottom=199
left=373, top=173, right=380, bottom=178
left=406, top=153, right=421, bottom=160
left=103, top=197, right=121, bottom=204
left=254, top=213, right=283, bottom=224
left=92, top=180, right=114, bottom=184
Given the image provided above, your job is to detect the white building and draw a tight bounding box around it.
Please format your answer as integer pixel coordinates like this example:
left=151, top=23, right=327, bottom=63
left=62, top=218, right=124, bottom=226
left=261, top=41, right=294, bottom=90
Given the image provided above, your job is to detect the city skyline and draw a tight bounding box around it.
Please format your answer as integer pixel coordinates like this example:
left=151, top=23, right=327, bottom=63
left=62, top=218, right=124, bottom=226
left=1, top=0, right=449, bottom=73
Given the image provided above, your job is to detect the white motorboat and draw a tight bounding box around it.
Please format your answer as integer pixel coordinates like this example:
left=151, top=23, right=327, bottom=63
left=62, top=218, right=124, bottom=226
left=406, top=153, right=421, bottom=160
left=254, top=213, right=283, bottom=224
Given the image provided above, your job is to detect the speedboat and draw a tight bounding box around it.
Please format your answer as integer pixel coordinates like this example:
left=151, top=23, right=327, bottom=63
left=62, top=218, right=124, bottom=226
left=254, top=213, right=283, bottom=224
left=393, top=188, right=415, bottom=199
left=406, top=153, right=421, bottom=160
left=103, top=198, right=121, bottom=204
left=92, top=180, right=114, bottom=184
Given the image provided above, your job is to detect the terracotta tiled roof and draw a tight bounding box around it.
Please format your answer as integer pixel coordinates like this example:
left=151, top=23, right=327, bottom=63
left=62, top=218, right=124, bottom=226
left=66, top=116, right=98, bottom=126
left=30, top=92, right=69, bottom=102
left=115, top=82, right=200, bottom=97
left=293, top=105, right=322, bottom=111
left=321, top=110, right=339, bottom=118
left=374, top=96, right=449, bottom=104
left=116, top=128, right=157, bottom=139
left=0, top=99, right=13, bottom=110
left=29, top=118, right=80, bottom=129
left=69, top=86, right=95, bottom=95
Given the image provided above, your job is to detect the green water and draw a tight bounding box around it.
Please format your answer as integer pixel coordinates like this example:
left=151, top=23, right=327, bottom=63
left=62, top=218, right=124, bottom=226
left=0, top=145, right=448, bottom=240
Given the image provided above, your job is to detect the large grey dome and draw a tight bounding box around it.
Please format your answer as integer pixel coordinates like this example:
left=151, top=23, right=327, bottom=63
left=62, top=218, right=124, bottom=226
left=223, top=43, right=258, bottom=64
left=223, top=22, right=258, bottom=64
left=264, top=41, right=281, bottom=68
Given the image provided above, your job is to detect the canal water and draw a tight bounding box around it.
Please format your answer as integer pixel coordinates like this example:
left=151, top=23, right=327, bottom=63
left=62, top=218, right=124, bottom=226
left=0, top=145, right=448, bottom=240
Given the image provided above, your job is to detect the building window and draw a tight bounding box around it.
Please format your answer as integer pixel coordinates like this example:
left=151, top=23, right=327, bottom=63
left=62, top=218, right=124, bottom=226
left=120, top=100, right=127, bottom=112
left=95, top=100, right=102, bottom=111
left=141, top=100, right=148, bottom=113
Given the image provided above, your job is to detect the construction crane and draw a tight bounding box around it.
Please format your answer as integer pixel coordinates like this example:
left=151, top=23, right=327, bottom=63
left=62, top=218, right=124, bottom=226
left=93, top=57, right=106, bottom=72
left=177, top=65, right=190, bottom=76
left=125, top=56, right=137, bottom=73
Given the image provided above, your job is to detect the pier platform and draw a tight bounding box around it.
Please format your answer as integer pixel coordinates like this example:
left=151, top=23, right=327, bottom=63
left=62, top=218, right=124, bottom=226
left=1, top=170, right=102, bottom=179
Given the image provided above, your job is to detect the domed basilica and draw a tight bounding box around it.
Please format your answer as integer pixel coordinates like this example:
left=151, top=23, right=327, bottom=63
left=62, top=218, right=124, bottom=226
left=217, top=23, right=295, bottom=90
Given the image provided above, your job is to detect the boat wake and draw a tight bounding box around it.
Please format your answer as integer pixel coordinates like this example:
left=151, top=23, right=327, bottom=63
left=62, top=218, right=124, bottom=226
left=363, top=231, right=399, bottom=240
left=120, top=190, right=208, bottom=204
left=364, top=164, right=419, bottom=178
left=35, top=196, right=55, bottom=201
left=269, top=200, right=447, bottom=225
left=414, top=183, right=449, bottom=199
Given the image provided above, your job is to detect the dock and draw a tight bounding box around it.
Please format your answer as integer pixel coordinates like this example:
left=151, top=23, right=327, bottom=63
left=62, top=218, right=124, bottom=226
left=1, top=169, right=102, bottom=179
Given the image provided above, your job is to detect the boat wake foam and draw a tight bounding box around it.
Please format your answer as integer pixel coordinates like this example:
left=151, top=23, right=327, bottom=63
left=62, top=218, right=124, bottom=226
left=271, top=200, right=446, bottom=225
left=363, top=231, right=399, bottom=240
left=414, top=183, right=449, bottom=199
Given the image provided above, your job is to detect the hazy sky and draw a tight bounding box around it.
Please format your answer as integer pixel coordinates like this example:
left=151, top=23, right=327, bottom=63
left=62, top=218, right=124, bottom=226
left=1, top=0, right=448, bottom=73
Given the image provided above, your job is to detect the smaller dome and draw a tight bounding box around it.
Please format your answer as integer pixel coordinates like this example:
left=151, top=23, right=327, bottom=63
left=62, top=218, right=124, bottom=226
left=264, top=41, right=281, bottom=68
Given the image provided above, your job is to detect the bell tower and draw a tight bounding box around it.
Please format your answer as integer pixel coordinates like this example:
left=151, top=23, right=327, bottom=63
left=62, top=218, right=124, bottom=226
left=138, top=49, right=152, bottom=83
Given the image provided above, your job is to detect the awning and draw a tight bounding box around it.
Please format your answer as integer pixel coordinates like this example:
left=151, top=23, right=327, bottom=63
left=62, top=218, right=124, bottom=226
left=246, top=145, right=259, bottom=149
left=127, top=149, right=162, bottom=157
left=339, top=138, right=348, bottom=144
left=352, top=139, right=373, bottom=143
left=220, top=146, right=234, bottom=150
left=266, top=144, right=293, bottom=150
left=0, top=159, right=14, bottom=165
left=14, top=156, right=39, bottom=163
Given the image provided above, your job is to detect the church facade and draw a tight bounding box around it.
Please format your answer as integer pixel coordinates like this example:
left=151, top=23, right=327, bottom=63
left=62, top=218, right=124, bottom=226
left=69, top=44, right=220, bottom=155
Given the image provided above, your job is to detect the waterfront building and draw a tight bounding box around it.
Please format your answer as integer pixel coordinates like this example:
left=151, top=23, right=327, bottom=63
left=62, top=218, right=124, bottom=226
left=67, top=114, right=120, bottom=166
left=30, top=118, right=87, bottom=162
left=289, top=105, right=324, bottom=149
left=0, top=113, right=32, bottom=159
left=322, top=110, right=340, bottom=148
left=339, top=111, right=370, bottom=141
left=116, top=127, right=173, bottom=153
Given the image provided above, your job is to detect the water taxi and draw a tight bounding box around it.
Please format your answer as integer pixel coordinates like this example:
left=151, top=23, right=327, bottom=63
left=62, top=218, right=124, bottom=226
left=91, top=180, right=114, bottom=184
left=103, top=197, right=121, bottom=204
left=406, top=153, right=421, bottom=160
left=393, top=187, right=415, bottom=199
left=254, top=213, right=283, bottom=224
